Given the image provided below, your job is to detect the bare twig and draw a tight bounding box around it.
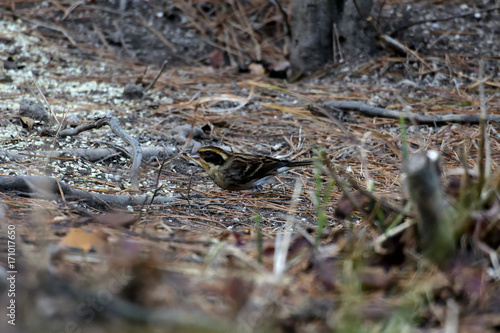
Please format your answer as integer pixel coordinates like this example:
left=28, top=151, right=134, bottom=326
left=321, top=100, right=500, bottom=124
left=0, top=146, right=174, bottom=163
left=53, top=176, right=67, bottom=206
left=58, top=115, right=143, bottom=189
left=60, top=0, right=86, bottom=21
left=144, top=60, right=169, bottom=92
left=477, top=59, right=488, bottom=191
left=271, top=0, right=291, bottom=38
left=379, top=35, right=433, bottom=71
left=0, top=176, right=179, bottom=210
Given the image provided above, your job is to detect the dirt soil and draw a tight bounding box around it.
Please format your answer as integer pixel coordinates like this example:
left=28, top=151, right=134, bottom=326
left=0, top=1, right=499, bottom=332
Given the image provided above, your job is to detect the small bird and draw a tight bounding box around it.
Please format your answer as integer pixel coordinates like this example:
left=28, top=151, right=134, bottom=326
left=193, top=146, right=313, bottom=190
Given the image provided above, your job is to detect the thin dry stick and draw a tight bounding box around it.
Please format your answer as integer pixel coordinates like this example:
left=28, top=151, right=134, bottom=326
left=235, top=0, right=261, bottom=60
left=225, top=24, right=244, bottom=66
left=59, top=115, right=143, bottom=189
left=60, top=0, right=86, bottom=21
left=477, top=59, right=488, bottom=191
left=456, top=71, right=500, bottom=89
left=0, top=176, right=179, bottom=209
left=187, top=173, right=193, bottom=213
left=1, top=147, right=173, bottom=163
left=379, top=35, right=433, bottom=71
left=54, top=175, right=67, bottom=206
left=321, top=100, right=500, bottom=124
left=458, top=142, right=472, bottom=201
left=182, top=104, right=200, bottom=152
left=33, top=81, right=60, bottom=125
left=144, top=157, right=170, bottom=213
left=49, top=0, right=65, bottom=12
left=332, top=23, right=344, bottom=63
left=144, top=60, right=169, bottom=92
left=272, top=0, right=291, bottom=37
left=373, top=218, right=414, bottom=254
left=33, top=83, right=69, bottom=176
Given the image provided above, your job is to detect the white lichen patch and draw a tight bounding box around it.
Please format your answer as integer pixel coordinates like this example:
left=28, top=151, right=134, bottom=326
left=0, top=17, right=173, bottom=195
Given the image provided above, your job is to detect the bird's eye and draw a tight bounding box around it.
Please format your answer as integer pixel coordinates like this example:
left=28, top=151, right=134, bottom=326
left=200, top=151, right=225, bottom=165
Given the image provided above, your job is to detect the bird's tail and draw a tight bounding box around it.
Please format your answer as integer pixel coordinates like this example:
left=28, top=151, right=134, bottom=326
left=287, top=160, right=314, bottom=168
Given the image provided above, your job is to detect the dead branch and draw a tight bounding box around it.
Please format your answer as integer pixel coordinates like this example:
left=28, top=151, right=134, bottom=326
left=379, top=35, right=433, bottom=71
left=144, top=60, right=169, bottom=92
left=321, top=100, right=500, bottom=124
left=58, top=115, right=143, bottom=189
left=0, top=146, right=175, bottom=163
left=0, top=176, right=180, bottom=210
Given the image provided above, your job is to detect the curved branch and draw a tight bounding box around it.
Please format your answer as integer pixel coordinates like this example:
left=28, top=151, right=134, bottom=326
left=58, top=115, right=143, bottom=189
left=321, top=100, right=500, bottom=124
left=0, top=176, right=179, bottom=210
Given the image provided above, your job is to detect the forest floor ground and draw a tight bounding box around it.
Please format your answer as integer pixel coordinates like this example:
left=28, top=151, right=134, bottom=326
left=0, top=1, right=499, bottom=332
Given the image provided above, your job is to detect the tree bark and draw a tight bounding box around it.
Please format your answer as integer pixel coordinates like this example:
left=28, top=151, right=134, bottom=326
left=289, top=0, right=377, bottom=78
left=335, top=0, right=377, bottom=59
left=289, top=0, right=341, bottom=77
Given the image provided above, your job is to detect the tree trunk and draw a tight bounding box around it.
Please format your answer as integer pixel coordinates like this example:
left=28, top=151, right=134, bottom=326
left=289, top=0, right=341, bottom=78
left=335, top=0, right=377, bottom=59
left=289, top=0, right=377, bottom=78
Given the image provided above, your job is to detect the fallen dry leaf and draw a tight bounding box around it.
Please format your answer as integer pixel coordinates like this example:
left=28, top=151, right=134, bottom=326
left=59, top=228, right=108, bottom=252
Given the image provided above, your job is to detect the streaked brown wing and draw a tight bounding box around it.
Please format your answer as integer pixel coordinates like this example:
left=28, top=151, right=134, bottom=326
left=225, top=158, right=253, bottom=175
left=226, top=156, right=286, bottom=182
